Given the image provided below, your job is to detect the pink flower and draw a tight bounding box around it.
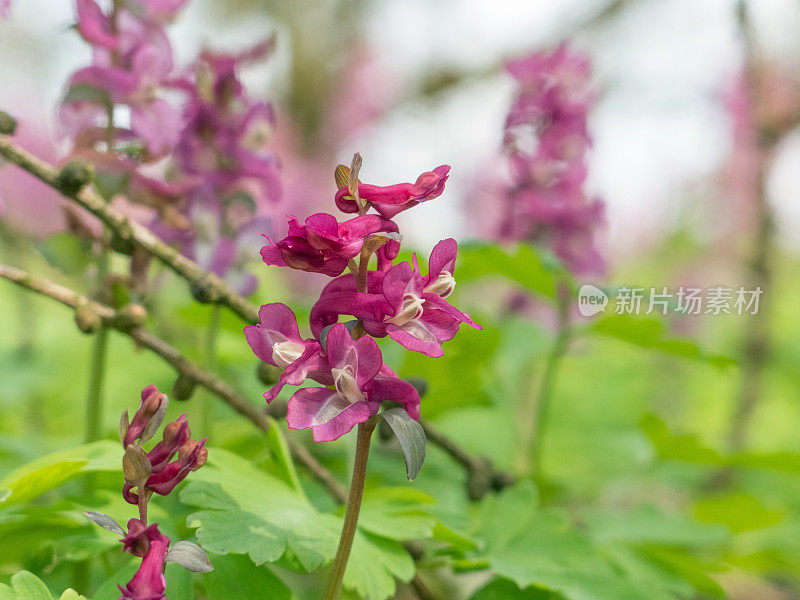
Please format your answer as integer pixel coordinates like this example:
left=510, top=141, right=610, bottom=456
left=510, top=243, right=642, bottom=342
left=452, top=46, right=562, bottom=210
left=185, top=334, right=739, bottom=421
left=76, top=0, right=117, bottom=49
left=62, top=1, right=183, bottom=155
left=335, top=165, right=450, bottom=219
left=310, top=239, right=480, bottom=358
left=123, top=385, right=168, bottom=449
left=492, top=44, right=605, bottom=275
left=244, top=302, right=332, bottom=402
left=0, top=0, right=11, bottom=19
left=286, top=323, right=419, bottom=441
left=118, top=521, right=170, bottom=600
left=260, top=213, right=400, bottom=277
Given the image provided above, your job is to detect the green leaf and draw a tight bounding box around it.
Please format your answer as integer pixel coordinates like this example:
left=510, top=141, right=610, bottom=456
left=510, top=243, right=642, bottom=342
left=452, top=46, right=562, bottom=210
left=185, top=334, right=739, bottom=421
left=8, top=572, right=52, bottom=600
left=180, top=449, right=418, bottom=600
left=457, top=243, right=568, bottom=301
left=164, top=563, right=194, bottom=600
left=398, top=324, right=499, bottom=418
left=585, top=505, right=728, bottom=548
left=92, top=563, right=137, bottom=600
left=380, top=408, right=426, bottom=481
left=358, top=487, right=437, bottom=541
left=693, top=493, right=785, bottom=534
left=587, top=314, right=735, bottom=368
left=472, top=484, right=672, bottom=600
left=342, top=531, right=415, bottom=600
left=471, top=578, right=563, bottom=600
left=203, top=554, right=290, bottom=600
left=0, top=573, right=83, bottom=600
left=180, top=448, right=339, bottom=571
left=0, top=441, right=121, bottom=508
left=642, top=414, right=800, bottom=475
left=36, top=234, right=92, bottom=275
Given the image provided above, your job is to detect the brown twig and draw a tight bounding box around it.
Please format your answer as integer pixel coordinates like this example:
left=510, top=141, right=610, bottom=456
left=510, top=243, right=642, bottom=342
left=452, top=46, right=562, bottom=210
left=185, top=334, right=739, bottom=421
left=0, top=135, right=258, bottom=324
left=0, top=262, right=347, bottom=502
left=727, top=0, right=774, bottom=454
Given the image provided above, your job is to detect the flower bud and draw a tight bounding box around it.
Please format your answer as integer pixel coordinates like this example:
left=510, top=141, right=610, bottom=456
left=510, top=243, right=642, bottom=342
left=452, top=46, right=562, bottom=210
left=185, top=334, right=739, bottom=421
left=75, top=304, right=102, bottom=334
left=110, top=231, right=137, bottom=256
left=111, top=304, right=147, bottom=332
left=147, top=415, right=190, bottom=472
left=189, top=278, right=220, bottom=304
left=124, top=385, right=169, bottom=448
left=0, top=111, right=17, bottom=135
left=178, top=440, right=208, bottom=471
left=171, top=374, right=196, bottom=401
left=55, top=159, right=95, bottom=195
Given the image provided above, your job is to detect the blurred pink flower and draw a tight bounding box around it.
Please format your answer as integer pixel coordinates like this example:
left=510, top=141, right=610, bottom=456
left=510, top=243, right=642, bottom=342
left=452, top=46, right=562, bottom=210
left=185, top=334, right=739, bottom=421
left=492, top=43, right=605, bottom=275
left=63, top=0, right=183, bottom=155
left=0, top=115, right=66, bottom=237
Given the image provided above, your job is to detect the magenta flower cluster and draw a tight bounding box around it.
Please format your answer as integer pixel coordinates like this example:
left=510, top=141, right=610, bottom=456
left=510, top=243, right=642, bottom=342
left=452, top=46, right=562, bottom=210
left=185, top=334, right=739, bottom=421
left=113, top=385, right=208, bottom=600
left=62, top=0, right=280, bottom=294
left=62, top=0, right=187, bottom=155
left=497, top=43, right=605, bottom=275
left=146, top=42, right=282, bottom=295
left=246, top=162, right=480, bottom=441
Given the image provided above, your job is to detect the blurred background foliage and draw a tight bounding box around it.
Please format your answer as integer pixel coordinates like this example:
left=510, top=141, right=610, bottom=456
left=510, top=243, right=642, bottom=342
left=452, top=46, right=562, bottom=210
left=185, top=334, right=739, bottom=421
left=2, top=0, right=800, bottom=599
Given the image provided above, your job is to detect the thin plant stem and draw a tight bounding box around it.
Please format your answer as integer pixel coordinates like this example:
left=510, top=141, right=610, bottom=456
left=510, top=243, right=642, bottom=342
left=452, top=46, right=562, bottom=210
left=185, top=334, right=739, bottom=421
left=727, top=0, right=773, bottom=454
left=530, top=287, right=571, bottom=477
left=322, top=416, right=378, bottom=600
left=200, top=304, right=222, bottom=436
left=85, top=250, right=110, bottom=445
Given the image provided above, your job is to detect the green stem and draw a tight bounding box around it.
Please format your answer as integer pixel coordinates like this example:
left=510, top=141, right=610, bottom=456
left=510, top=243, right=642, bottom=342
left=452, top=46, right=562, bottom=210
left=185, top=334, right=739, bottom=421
left=85, top=250, right=110, bottom=445
left=200, top=304, right=221, bottom=436
left=530, top=288, right=571, bottom=477
left=322, top=417, right=378, bottom=600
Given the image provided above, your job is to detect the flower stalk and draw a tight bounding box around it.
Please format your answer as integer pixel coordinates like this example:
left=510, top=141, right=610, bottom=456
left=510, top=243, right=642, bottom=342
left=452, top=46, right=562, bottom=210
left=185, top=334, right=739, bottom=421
left=530, top=286, right=571, bottom=477
left=322, top=415, right=378, bottom=600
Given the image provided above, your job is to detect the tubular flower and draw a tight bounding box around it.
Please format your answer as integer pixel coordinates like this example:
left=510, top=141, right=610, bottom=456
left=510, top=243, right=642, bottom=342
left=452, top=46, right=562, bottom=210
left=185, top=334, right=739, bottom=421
left=244, top=302, right=332, bottom=402
left=310, top=239, right=480, bottom=357
left=286, top=323, right=419, bottom=441
left=335, top=165, right=450, bottom=219
left=118, top=521, right=170, bottom=600
left=260, top=213, right=400, bottom=276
